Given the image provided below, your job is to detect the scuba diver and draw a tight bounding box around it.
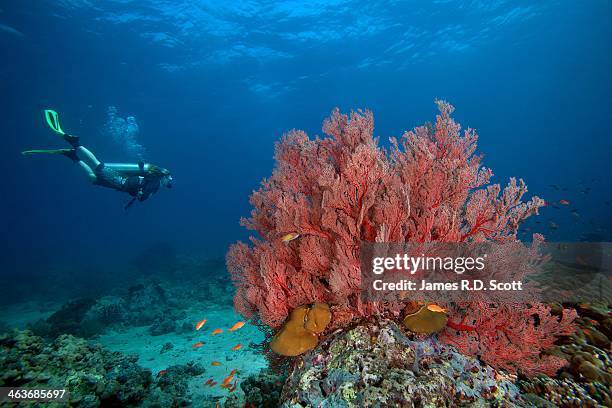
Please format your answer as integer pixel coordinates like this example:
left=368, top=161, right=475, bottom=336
left=22, top=110, right=173, bottom=209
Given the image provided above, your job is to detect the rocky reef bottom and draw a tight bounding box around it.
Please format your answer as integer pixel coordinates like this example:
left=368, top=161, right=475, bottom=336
left=0, top=329, right=218, bottom=407
left=274, top=303, right=611, bottom=408
left=278, top=320, right=521, bottom=407
left=1, top=300, right=609, bottom=407
left=518, top=302, right=611, bottom=407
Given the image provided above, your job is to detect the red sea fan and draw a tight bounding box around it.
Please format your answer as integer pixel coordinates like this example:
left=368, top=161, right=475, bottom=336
left=226, top=100, right=575, bottom=375
left=441, top=302, right=577, bottom=376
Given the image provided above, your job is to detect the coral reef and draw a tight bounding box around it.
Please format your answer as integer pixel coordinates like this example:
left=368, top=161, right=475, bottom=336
left=0, top=329, right=151, bottom=406
left=227, top=101, right=575, bottom=375
left=155, top=362, right=205, bottom=401
left=278, top=320, right=524, bottom=407
left=80, top=295, right=127, bottom=335
left=31, top=297, right=98, bottom=338
left=519, top=303, right=612, bottom=406
left=29, top=282, right=192, bottom=339
left=440, top=302, right=577, bottom=376
left=238, top=369, right=287, bottom=408
left=0, top=329, right=207, bottom=407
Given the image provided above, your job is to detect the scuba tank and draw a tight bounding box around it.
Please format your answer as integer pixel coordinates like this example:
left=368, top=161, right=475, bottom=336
left=103, top=162, right=152, bottom=176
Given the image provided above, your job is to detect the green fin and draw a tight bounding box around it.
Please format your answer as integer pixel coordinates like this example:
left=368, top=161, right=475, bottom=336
left=44, top=109, right=65, bottom=135
left=22, top=148, right=73, bottom=155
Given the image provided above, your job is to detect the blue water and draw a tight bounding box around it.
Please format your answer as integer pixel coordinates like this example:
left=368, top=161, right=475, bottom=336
left=1, top=1, right=611, bottom=303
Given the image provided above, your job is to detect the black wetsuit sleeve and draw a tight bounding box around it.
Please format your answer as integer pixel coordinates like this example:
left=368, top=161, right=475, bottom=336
left=124, top=176, right=142, bottom=196
left=138, top=177, right=161, bottom=201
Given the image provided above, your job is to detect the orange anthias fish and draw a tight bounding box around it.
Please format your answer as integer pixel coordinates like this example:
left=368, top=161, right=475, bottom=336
left=222, top=373, right=235, bottom=386
left=230, top=369, right=237, bottom=375
left=280, top=232, right=300, bottom=243
left=205, top=378, right=213, bottom=385
left=231, top=344, right=242, bottom=351
left=157, top=370, right=168, bottom=377
left=559, top=199, right=570, bottom=205
left=212, top=329, right=223, bottom=336
left=195, top=319, right=207, bottom=331
left=192, top=342, right=204, bottom=349
left=228, top=321, right=245, bottom=332
left=211, top=361, right=221, bottom=366
left=426, top=304, right=447, bottom=313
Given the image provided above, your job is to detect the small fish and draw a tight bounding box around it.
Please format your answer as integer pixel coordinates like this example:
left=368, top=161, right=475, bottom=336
left=548, top=222, right=559, bottom=230
left=211, top=361, right=221, bottom=366
left=222, top=373, right=235, bottom=386
left=228, top=321, right=246, bottom=332
left=157, top=370, right=168, bottom=377
left=231, top=344, right=242, bottom=351
left=205, top=378, right=213, bottom=385
left=195, top=319, right=207, bottom=331
left=570, top=209, right=580, bottom=217
left=229, top=384, right=237, bottom=392
left=212, top=329, right=223, bottom=336
left=192, top=342, right=204, bottom=349
left=210, top=381, right=217, bottom=387
left=426, top=304, right=447, bottom=313
left=559, top=199, right=570, bottom=205
left=280, top=232, right=300, bottom=243
left=230, top=369, right=237, bottom=375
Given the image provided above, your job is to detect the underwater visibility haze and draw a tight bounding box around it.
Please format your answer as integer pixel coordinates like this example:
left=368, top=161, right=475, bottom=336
left=1, top=1, right=611, bottom=407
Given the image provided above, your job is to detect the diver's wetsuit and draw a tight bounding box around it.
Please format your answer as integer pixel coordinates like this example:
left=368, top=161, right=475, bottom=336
left=22, top=109, right=172, bottom=209
left=94, top=163, right=162, bottom=202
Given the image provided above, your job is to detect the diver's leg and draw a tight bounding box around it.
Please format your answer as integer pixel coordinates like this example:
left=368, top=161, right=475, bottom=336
left=21, top=148, right=97, bottom=182
left=77, top=161, right=97, bottom=183
left=76, top=146, right=101, bottom=168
